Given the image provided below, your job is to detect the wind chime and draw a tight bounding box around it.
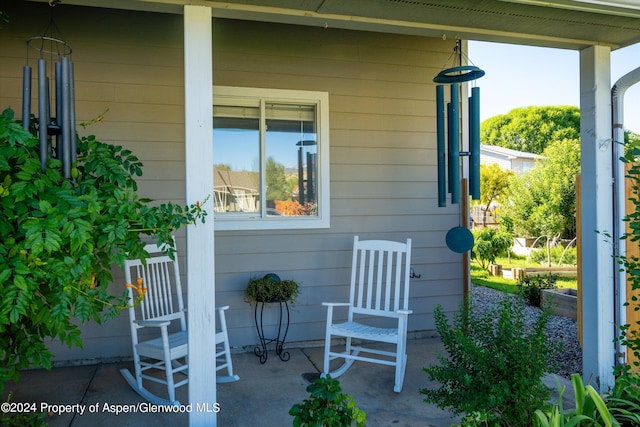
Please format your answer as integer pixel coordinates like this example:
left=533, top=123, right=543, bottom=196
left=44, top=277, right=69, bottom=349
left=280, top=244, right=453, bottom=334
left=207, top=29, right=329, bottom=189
left=433, top=41, right=485, bottom=252
left=434, top=40, right=485, bottom=207
left=22, top=0, right=76, bottom=178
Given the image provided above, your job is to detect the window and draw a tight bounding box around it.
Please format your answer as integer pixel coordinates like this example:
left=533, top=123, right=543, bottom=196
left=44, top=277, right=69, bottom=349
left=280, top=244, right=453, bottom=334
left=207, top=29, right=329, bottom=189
left=213, top=86, right=330, bottom=230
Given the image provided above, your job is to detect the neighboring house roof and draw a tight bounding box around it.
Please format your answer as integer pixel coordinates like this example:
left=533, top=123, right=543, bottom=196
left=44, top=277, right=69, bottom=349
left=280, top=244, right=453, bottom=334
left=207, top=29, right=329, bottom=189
left=480, top=144, right=543, bottom=161
left=214, top=168, right=259, bottom=193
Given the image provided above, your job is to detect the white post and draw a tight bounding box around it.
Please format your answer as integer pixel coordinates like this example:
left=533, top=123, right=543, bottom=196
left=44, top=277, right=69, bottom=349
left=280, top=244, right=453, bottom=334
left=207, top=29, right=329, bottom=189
left=579, top=45, right=615, bottom=391
left=184, top=5, right=215, bottom=426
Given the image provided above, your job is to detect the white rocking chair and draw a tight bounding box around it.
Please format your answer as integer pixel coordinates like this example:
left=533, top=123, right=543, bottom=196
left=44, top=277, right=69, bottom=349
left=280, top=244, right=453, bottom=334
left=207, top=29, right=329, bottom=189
left=120, top=240, right=239, bottom=406
left=322, top=236, right=412, bottom=393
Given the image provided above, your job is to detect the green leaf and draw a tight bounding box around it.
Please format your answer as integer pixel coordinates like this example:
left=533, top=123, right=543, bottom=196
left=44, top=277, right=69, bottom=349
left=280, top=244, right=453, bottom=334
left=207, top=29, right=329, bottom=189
left=13, top=275, right=27, bottom=291
left=0, top=269, right=10, bottom=284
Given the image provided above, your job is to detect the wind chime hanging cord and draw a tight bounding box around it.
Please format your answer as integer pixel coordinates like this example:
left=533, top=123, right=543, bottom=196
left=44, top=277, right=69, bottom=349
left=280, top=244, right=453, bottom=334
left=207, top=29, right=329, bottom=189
left=433, top=41, right=485, bottom=84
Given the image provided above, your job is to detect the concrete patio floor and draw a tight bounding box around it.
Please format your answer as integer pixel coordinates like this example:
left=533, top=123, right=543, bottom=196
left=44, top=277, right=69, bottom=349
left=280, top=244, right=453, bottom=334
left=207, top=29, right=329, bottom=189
left=2, top=336, right=460, bottom=426
left=2, top=335, right=574, bottom=426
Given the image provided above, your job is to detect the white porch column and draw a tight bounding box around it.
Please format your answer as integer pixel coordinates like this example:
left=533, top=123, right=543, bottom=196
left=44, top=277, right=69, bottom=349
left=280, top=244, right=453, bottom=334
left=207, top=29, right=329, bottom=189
left=580, top=45, right=615, bottom=391
left=184, top=5, right=215, bottom=426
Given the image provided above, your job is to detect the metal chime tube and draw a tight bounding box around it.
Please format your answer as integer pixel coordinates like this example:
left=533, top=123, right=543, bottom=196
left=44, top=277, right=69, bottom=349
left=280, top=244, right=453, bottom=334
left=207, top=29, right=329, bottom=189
left=436, top=85, right=446, bottom=207
left=61, top=57, right=71, bottom=178
left=55, top=61, right=62, bottom=131
left=37, top=59, right=48, bottom=172
left=447, top=102, right=453, bottom=194
left=448, top=83, right=460, bottom=204
left=298, top=147, right=304, bottom=204
left=22, top=66, right=31, bottom=131
left=69, top=60, right=76, bottom=163
left=469, top=86, right=480, bottom=200
left=307, top=152, right=315, bottom=202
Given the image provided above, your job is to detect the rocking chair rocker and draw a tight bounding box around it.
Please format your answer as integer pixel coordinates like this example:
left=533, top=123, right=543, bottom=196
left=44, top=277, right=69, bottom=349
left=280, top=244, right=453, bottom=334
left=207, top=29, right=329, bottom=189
left=120, top=239, right=239, bottom=406
left=322, top=236, right=412, bottom=392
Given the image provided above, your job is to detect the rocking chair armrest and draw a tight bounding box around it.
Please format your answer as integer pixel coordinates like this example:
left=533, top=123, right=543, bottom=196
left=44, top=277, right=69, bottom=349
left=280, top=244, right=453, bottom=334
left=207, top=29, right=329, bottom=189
left=216, top=305, right=230, bottom=311
left=397, top=309, right=413, bottom=315
left=323, top=302, right=350, bottom=322
left=133, top=319, right=171, bottom=328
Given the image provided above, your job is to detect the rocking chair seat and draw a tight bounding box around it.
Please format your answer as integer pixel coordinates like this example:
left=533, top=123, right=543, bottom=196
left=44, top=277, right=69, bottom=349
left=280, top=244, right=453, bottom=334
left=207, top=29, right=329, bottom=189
left=135, top=330, right=188, bottom=361
left=330, top=322, right=399, bottom=343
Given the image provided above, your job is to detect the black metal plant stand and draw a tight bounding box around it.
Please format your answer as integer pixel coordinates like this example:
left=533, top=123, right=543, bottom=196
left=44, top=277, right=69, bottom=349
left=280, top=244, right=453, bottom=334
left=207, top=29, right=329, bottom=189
left=253, top=300, right=290, bottom=364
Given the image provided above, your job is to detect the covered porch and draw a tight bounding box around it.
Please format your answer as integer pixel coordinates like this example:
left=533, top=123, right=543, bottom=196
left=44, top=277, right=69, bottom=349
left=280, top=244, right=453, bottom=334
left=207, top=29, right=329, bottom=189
left=2, top=1, right=640, bottom=425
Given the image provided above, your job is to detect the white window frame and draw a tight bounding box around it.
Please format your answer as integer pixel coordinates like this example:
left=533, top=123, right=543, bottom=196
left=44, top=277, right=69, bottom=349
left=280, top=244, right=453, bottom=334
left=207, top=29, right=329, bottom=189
left=213, top=86, right=330, bottom=231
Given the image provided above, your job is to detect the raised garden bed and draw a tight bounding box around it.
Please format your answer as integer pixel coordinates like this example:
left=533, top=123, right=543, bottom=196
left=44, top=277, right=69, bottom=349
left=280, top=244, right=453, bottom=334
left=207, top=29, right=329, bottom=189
left=541, top=288, right=577, bottom=320
left=511, top=267, right=577, bottom=280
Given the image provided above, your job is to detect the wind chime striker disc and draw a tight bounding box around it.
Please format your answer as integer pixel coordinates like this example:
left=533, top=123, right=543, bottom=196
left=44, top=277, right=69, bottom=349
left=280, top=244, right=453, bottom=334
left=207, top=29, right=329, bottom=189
left=445, top=226, right=474, bottom=253
left=433, top=65, right=485, bottom=84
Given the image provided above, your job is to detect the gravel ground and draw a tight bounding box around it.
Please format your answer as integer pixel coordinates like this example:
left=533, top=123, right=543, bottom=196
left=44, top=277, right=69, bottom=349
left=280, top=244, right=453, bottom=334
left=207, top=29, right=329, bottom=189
left=471, top=285, right=582, bottom=379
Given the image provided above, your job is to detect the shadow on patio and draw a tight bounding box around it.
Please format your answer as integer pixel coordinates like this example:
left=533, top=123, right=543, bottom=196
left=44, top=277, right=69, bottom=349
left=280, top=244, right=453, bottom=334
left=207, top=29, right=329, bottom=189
left=2, top=336, right=459, bottom=426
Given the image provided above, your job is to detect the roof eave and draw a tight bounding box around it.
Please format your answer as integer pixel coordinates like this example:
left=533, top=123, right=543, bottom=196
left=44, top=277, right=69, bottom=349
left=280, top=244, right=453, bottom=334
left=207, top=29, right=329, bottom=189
left=26, top=0, right=640, bottom=50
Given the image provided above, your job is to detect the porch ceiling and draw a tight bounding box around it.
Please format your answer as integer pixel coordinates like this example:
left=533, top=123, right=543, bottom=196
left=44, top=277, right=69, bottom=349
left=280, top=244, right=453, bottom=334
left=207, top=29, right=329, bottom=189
left=32, top=0, right=640, bottom=50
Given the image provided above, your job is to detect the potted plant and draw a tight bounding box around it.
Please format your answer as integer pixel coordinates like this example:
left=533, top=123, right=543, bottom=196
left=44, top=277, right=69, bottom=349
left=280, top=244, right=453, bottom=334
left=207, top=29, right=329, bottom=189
left=289, top=374, right=366, bottom=427
left=245, top=273, right=299, bottom=304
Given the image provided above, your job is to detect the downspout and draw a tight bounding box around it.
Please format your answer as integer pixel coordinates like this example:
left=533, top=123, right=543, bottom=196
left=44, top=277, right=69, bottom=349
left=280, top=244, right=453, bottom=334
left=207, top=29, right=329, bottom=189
left=612, top=66, right=640, bottom=366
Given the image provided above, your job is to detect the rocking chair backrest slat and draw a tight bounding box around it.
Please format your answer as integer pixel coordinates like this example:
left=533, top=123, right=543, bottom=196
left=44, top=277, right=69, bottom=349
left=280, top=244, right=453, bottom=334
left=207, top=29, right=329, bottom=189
left=124, top=241, right=186, bottom=329
left=349, top=236, right=412, bottom=318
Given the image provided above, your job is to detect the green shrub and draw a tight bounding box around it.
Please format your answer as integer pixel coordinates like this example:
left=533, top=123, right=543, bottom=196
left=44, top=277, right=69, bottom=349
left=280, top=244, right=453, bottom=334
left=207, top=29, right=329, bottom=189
left=456, top=411, right=495, bottom=427
left=289, top=375, right=366, bottom=427
left=0, top=109, right=206, bottom=391
left=471, top=228, right=512, bottom=269
left=0, top=394, right=47, bottom=426
left=421, top=296, right=558, bottom=426
left=517, top=274, right=557, bottom=307
left=530, top=246, right=576, bottom=265
left=0, top=412, right=46, bottom=427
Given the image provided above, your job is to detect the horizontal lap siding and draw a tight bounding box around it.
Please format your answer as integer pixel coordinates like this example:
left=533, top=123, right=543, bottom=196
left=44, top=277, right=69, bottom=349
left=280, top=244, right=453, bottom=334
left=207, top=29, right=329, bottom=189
left=211, top=20, right=463, bottom=347
left=0, top=3, right=464, bottom=361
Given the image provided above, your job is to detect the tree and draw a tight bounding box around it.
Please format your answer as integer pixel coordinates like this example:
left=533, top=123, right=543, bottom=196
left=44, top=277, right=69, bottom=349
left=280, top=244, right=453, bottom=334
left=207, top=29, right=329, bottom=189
left=0, top=109, right=206, bottom=391
left=265, top=156, right=288, bottom=201
left=480, top=106, right=580, bottom=154
left=471, top=227, right=512, bottom=269
left=476, top=163, right=513, bottom=227
left=505, top=138, right=580, bottom=241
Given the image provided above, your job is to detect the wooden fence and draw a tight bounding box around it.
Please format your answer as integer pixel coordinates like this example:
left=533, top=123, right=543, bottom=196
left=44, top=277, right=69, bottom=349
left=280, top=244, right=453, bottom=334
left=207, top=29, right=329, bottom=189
left=624, top=166, right=640, bottom=370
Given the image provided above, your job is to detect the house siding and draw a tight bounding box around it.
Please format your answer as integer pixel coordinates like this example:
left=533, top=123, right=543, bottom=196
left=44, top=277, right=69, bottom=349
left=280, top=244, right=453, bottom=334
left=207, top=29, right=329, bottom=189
left=0, top=3, right=464, bottom=362
left=480, top=153, right=512, bottom=171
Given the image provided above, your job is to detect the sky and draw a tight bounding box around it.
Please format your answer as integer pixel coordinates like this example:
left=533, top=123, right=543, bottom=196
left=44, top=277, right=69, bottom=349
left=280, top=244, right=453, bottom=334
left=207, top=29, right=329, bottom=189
left=468, top=40, right=640, bottom=134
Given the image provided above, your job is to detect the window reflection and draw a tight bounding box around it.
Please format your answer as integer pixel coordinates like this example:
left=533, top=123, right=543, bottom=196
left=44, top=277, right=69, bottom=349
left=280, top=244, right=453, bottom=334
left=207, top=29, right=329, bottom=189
left=213, top=106, right=260, bottom=213
left=213, top=101, right=318, bottom=218
left=265, top=103, right=317, bottom=217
